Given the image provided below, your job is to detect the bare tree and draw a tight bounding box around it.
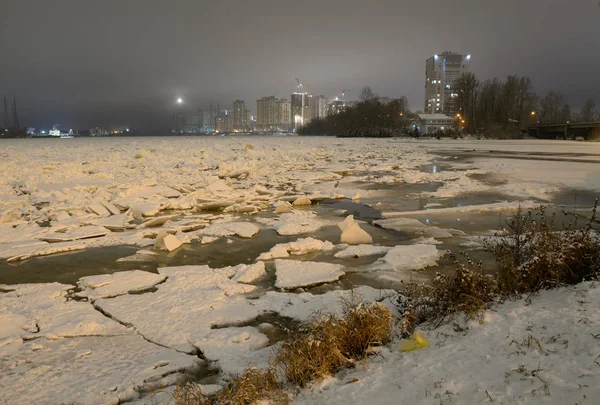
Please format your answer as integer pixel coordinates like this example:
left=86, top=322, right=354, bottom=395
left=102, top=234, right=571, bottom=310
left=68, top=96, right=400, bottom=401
left=578, top=99, right=597, bottom=122
left=539, top=91, right=564, bottom=124
left=454, top=72, right=479, bottom=132
left=359, top=86, right=377, bottom=102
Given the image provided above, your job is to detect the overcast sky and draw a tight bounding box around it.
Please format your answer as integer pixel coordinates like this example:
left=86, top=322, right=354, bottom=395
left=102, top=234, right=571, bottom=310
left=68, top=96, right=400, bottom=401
left=1, top=0, right=599, bottom=130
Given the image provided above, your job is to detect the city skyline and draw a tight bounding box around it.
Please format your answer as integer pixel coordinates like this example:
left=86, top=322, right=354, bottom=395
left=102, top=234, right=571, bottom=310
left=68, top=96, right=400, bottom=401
left=1, top=0, right=599, bottom=130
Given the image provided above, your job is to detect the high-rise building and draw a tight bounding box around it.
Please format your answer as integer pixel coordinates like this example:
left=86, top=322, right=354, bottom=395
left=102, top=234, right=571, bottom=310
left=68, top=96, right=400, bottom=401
left=311, top=95, right=329, bottom=120
left=256, top=96, right=291, bottom=131
left=291, top=92, right=312, bottom=130
left=215, top=114, right=234, bottom=133
left=424, top=52, right=471, bottom=116
left=233, top=100, right=248, bottom=132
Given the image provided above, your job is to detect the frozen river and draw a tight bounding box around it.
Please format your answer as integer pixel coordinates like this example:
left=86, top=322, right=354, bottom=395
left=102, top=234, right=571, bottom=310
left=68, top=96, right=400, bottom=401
left=1, top=136, right=599, bottom=404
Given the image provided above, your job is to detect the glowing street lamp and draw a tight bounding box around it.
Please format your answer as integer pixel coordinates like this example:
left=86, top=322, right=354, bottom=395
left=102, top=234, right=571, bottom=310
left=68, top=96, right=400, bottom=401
left=176, top=98, right=183, bottom=104
left=531, top=111, right=536, bottom=116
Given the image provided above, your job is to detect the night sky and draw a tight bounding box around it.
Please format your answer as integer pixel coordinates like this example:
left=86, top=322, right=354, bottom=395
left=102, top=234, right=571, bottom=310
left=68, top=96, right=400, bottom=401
left=1, top=0, right=598, bottom=130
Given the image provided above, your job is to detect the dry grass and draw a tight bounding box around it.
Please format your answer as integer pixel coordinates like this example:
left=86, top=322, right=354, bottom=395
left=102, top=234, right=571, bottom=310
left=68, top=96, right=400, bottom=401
left=337, top=299, right=394, bottom=359
left=217, top=367, right=289, bottom=405
left=171, top=382, right=211, bottom=405
left=274, top=297, right=395, bottom=387
left=172, top=367, right=288, bottom=405
left=274, top=313, right=348, bottom=387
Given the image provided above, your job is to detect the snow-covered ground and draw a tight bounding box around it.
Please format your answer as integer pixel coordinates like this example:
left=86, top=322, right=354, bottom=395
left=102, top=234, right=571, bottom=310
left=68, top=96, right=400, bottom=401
left=1, top=137, right=599, bottom=404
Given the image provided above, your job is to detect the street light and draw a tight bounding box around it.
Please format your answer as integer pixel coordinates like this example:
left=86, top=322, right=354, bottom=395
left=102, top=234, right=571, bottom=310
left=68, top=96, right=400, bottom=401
left=531, top=111, right=536, bottom=116
left=177, top=98, right=183, bottom=104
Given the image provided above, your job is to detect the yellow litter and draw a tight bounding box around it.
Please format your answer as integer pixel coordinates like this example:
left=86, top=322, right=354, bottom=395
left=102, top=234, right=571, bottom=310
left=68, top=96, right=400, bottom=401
left=400, top=330, right=430, bottom=352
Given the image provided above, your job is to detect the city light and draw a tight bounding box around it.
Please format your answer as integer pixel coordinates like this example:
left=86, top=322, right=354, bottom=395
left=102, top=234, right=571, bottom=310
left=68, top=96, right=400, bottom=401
left=531, top=111, right=536, bottom=116
left=176, top=98, right=183, bottom=104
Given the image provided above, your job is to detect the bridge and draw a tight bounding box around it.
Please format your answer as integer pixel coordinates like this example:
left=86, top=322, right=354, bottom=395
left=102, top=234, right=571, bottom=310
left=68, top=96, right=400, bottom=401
left=527, top=121, right=600, bottom=140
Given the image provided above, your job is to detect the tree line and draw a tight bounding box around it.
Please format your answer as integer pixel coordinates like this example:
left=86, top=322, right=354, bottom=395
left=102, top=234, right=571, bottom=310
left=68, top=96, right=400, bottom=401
left=454, top=73, right=598, bottom=136
left=298, top=87, right=412, bottom=137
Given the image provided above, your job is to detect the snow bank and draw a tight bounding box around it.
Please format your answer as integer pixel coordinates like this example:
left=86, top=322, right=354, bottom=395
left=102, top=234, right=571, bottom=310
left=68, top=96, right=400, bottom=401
left=292, top=282, right=600, bottom=405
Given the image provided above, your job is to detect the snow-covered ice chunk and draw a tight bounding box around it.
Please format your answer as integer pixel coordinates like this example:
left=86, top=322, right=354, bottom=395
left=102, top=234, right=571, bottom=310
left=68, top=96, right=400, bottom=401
left=372, top=244, right=441, bottom=271
left=202, top=221, right=260, bottom=239
left=131, top=202, right=162, bottom=219
left=274, top=260, right=345, bottom=290
left=0, top=283, right=130, bottom=350
left=95, top=265, right=263, bottom=353
left=195, top=326, right=270, bottom=375
left=87, top=201, right=111, bottom=217
left=162, top=234, right=183, bottom=252
left=75, top=270, right=167, bottom=301
left=232, top=261, right=267, bottom=284
left=334, top=245, right=391, bottom=259
left=374, top=217, right=453, bottom=239
left=338, top=215, right=373, bottom=245
left=257, top=238, right=334, bottom=260
left=39, top=225, right=110, bottom=242
left=259, top=211, right=327, bottom=236
left=293, top=196, right=312, bottom=206
left=0, top=335, right=199, bottom=405
left=255, top=286, right=395, bottom=322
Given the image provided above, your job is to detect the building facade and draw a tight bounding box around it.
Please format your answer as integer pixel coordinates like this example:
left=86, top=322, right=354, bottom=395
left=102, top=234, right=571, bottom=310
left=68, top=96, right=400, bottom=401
left=291, top=93, right=312, bottom=131
left=256, top=96, right=291, bottom=131
left=311, top=95, right=328, bottom=120
left=415, top=113, right=456, bottom=134
left=424, top=52, right=471, bottom=116
left=215, top=114, right=234, bottom=133
left=233, top=100, right=248, bottom=132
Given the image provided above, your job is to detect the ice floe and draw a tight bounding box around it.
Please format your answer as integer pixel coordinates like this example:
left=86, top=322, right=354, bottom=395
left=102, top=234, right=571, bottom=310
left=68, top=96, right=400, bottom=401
left=75, top=270, right=167, bottom=301
left=257, top=237, right=334, bottom=260
left=274, top=260, right=345, bottom=290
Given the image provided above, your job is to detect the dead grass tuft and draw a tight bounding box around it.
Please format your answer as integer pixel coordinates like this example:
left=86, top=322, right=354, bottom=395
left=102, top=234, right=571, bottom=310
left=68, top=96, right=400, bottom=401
left=217, top=366, right=289, bottom=405
left=274, top=313, right=348, bottom=387
left=171, top=382, right=211, bottom=405
left=337, top=298, right=395, bottom=359
left=274, top=296, right=395, bottom=387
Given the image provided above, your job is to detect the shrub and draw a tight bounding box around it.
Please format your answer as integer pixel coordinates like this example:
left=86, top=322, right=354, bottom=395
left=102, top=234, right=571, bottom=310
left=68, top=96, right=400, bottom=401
left=488, top=201, right=600, bottom=294
left=397, top=253, right=498, bottom=330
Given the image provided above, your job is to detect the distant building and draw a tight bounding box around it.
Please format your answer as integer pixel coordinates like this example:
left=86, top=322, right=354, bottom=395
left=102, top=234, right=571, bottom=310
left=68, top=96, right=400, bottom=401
left=291, top=93, right=312, bottom=130
left=256, top=96, right=291, bottom=131
left=233, top=100, right=249, bottom=132
left=175, top=111, right=205, bottom=133
left=311, top=95, right=328, bottom=120
left=215, top=114, right=234, bottom=133
left=424, top=52, right=471, bottom=116
left=90, top=127, right=108, bottom=137
left=328, top=100, right=356, bottom=115
left=415, top=113, right=456, bottom=134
